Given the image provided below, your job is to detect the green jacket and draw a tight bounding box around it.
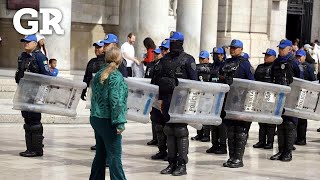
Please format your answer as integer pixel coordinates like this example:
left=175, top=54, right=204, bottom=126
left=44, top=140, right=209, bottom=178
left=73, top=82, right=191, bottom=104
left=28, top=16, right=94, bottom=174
left=90, top=65, right=128, bottom=130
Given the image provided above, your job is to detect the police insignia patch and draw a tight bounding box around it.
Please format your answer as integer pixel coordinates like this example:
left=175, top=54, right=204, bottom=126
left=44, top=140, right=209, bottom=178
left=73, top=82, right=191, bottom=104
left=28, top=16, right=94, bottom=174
left=281, top=64, right=286, bottom=69
left=170, top=31, right=174, bottom=37
left=191, top=63, right=196, bottom=70
left=163, top=40, right=167, bottom=44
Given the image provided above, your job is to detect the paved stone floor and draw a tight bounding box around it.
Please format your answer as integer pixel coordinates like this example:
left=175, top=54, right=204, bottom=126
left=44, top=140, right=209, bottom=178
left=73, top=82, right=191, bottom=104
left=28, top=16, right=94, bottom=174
left=1, top=122, right=320, bottom=180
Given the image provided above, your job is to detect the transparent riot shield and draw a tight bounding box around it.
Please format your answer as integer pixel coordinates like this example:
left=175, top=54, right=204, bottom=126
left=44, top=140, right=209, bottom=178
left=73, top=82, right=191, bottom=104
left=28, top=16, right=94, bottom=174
left=168, top=79, right=230, bottom=125
left=224, top=78, right=291, bottom=124
left=13, top=72, right=86, bottom=117
left=125, top=78, right=159, bottom=123
left=284, top=78, right=320, bottom=120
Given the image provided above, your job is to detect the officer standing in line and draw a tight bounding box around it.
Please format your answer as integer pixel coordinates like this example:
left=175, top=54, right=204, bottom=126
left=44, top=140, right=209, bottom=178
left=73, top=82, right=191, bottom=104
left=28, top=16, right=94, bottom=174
left=219, top=39, right=254, bottom=168
left=152, top=31, right=197, bottom=176
left=15, top=34, right=52, bottom=157
left=295, top=49, right=316, bottom=146
left=253, top=49, right=277, bottom=149
left=206, top=47, right=227, bottom=154
left=149, top=40, right=171, bottom=159
left=191, top=50, right=214, bottom=142
left=145, top=40, right=170, bottom=148
left=270, top=39, right=302, bottom=162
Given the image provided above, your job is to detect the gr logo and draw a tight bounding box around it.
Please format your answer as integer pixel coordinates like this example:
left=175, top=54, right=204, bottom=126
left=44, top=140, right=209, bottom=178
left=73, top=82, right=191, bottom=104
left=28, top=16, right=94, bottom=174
left=13, top=8, right=64, bottom=35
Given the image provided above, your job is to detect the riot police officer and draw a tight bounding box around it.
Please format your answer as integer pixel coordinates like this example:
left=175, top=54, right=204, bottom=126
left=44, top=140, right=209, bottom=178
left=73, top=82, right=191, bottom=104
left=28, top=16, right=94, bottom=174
left=219, top=39, right=254, bottom=168
left=150, top=40, right=171, bottom=158
left=270, top=39, right=302, bottom=162
left=152, top=31, right=197, bottom=176
left=206, top=47, right=227, bottom=154
left=15, top=34, right=52, bottom=157
left=253, top=49, right=277, bottom=149
left=295, top=49, right=316, bottom=146
left=191, top=50, right=213, bottom=142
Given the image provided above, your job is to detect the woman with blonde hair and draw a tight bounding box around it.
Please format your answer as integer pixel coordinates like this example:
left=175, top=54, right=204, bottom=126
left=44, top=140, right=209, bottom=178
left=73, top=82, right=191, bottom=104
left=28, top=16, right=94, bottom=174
left=89, top=47, right=128, bottom=180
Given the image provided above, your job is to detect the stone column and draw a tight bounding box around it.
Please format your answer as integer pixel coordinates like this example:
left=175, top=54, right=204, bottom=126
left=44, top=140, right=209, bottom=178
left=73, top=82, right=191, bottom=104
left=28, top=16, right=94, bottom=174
left=200, top=0, right=218, bottom=52
left=136, top=0, right=169, bottom=56
left=176, top=0, right=202, bottom=59
left=40, top=0, right=72, bottom=71
left=119, top=0, right=140, bottom=45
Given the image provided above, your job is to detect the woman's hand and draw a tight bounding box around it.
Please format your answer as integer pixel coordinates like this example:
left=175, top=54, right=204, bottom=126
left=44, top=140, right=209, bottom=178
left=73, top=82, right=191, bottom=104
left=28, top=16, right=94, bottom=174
left=117, top=128, right=124, bottom=134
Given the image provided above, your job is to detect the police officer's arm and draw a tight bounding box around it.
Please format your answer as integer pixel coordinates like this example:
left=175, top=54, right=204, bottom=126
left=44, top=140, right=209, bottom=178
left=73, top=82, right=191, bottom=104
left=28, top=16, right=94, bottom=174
left=185, top=58, right=198, bottom=80
left=241, top=61, right=255, bottom=80
left=308, top=64, right=316, bottom=81
left=35, top=53, right=51, bottom=76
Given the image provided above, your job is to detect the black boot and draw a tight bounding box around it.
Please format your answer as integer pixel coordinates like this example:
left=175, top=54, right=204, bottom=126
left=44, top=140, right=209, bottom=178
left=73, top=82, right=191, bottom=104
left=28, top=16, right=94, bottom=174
left=264, top=124, right=276, bottom=149
left=214, top=144, right=227, bottom=154
left=172, top=159, right=187, bottom=176
left=207, top=125, right=219, bottom=153
left=295, top=118, right=307, bottom=146
left=200, top=125, right=211, bottom=142
left=153, top=124, right=167, bottom=159
left=23, top=124, right=43, bottom=157
left=19, top=124, right=32, bottom=157
left=147, top=121, right=158, bottom=146
left=270, top=124, right=285, bottom=160
left=90, top=145, right=96, bottom=150
left=228, top=126, right=247, bottom=168
left=151, top=151, right=167, bottom=160
left=317, top=128, right=320, bottom=132
left=160, top=159, right=176, bottom=174
left=223, top=125, right=235, bottom=167
left=215, top=123, right=227, bottom=154
left=281, top=121, right=296, bottom=162
left=253, top=123, right=266, bottom=148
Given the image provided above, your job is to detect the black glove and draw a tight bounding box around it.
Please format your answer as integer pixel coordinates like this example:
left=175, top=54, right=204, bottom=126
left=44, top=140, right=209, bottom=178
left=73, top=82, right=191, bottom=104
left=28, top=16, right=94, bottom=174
left=81, top=89, right=86, bottom=101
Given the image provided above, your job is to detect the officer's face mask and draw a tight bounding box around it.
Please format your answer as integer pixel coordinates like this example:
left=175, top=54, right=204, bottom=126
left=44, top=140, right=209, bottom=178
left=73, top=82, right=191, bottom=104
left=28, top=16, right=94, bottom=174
left=170, top=40, right=184, bottom=54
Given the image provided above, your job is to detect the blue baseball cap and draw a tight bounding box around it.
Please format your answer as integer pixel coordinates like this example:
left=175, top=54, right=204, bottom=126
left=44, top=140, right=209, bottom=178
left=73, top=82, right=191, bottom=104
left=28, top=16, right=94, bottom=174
left=20, top=34, right=37, bottom=42
left=166, top=31, right=184, bottom=41
left=199, top=50, right=210, bottom=59
left=153, top=48, right=161, bottom=54
left=211, top=47, right=224, bottom=54
left=295, top=49, right=306, bottom=57
left=160, top=40, right=170, bottom=49
left=278, top=39, right=292, bottom=49
left=242, top=52, right=250, bottom=59
left=229, top=39, right=243, bottom=48
left=103, top=34, right=118, bottom=44
left=263, top=48, right=277, bottom=56
left=93, top=40, right=105, bottom=47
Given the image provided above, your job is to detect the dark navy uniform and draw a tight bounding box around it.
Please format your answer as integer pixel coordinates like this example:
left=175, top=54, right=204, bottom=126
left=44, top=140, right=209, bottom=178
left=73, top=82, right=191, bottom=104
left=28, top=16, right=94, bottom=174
left=219, top=55, right=254, bottom=168
left=270, top=51, right=302, bottom=161
left=295, top=61, right=316, bottom=145
left=253, top=63, right=276, bottom=149
left=15, top=48, right=51, bottom=157
left=153, top=33, right=197, bottom=175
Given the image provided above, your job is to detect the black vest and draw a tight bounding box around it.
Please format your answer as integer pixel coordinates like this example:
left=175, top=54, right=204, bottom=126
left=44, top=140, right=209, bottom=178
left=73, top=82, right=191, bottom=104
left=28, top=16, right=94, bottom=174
left=271, top=58, right=294, bottom=86
left=196, top=63, right=218, bottom=82
left=221, top=56, right=247, bottom=85
left=254, top=63, right=272, bottom=83
left=15, top=50, right=41, bottom=83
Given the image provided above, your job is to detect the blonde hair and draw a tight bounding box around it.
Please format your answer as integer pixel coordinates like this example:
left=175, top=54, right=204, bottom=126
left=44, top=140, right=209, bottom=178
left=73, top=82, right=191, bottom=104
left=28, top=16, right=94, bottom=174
left=100, top=47, right=122, bottom=84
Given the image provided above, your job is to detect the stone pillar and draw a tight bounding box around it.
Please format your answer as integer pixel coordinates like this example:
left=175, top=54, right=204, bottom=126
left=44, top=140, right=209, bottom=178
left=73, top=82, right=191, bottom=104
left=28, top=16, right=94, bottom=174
left=119, top=0, right=140, bottom=45
left=311, top=0, right=320, bottom=42
left=200, top=0, right=218, bottom=52
left=136, top=0, right=169, bottom=56
left=176, top=0, right=202, bottom=59
left=268, top=0, right=288, bottom=50
left=40, top=0, right=72, bottom=71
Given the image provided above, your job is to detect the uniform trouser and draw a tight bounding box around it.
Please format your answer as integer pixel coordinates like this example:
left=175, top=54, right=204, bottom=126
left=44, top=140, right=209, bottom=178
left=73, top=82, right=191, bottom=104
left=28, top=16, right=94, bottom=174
left=164, top=123, right=189, bottom=165
left=21, top=111, right=43, bottom=153
left=225, top=119, right=250, bottom=161
left=196, top=125, right=210, bottom=138
left=150, top=108, right=167, bottom=152
left=296, top=118, right=307, bottom=142
left=151, top=120, right=157, bottom=141
left=211, top=123, right=227, bottom=146
left=277, top=116, right=297, bottom=153
left=258, top=123, right=276, bottom=144
left=89, top=116, right=126, bottom=180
